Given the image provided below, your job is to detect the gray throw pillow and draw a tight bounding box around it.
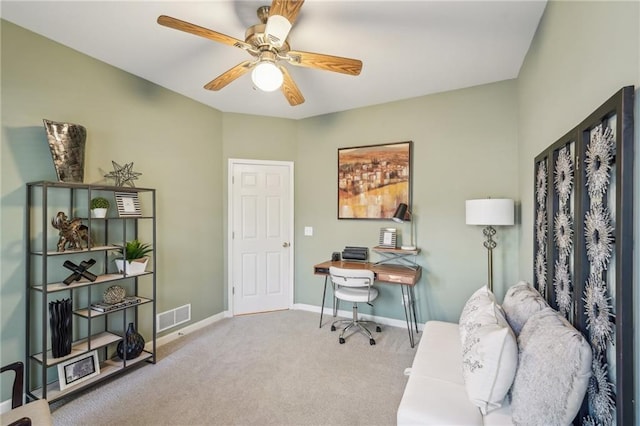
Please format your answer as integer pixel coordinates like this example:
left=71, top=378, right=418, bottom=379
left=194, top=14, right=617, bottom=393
left=501, top=281, right=548, bottom=336
left=510, top=308, right=592, bottom=426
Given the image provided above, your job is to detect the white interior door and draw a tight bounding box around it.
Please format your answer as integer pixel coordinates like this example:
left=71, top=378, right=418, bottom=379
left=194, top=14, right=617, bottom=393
left=229, top=159, right=293, bottom=315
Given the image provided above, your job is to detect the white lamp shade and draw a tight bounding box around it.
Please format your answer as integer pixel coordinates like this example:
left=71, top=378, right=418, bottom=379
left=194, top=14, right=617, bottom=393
left=251, top=61, right=283, bottom=92
left=465, top=198, right=514, bottom=226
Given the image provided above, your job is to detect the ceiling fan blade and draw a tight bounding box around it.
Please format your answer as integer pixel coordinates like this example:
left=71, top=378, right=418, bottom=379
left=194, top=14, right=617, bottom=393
left=286, top=50, right=362, bottom=76
left=269, top=0, right=304, bottom=25
left=280, top=66, right=305, bottom=106
left=204, top=61, right=254, bottom=91
left=157, top=15, right=253, bottom=52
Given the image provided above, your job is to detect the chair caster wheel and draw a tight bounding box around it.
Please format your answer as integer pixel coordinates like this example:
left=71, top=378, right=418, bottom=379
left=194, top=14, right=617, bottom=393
left=339, top=337, right=345, bottom=344
left=370, top=338, right=376, bottom=345
left=331, top=325, right=336, bottom=332
left=376, top=326, right=382, bottom=332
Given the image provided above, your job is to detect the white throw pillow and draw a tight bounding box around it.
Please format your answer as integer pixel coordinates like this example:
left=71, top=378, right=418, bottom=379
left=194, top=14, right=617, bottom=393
left=459, top=286, right=518, bottom=415
left=502, top=281, right=549, bottom=336
left=459, top=285, right=496, bottom=344
left=510, top=307, right=592, bottom=426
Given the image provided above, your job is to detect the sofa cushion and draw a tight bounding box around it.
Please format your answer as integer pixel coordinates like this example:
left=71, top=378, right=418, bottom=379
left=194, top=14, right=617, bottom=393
left=459, top=286, right=518, bottom=415
left=397, top=374, right=484, bottom=426
left=397, top=321, right=485, bottom=426
left=410, top=321, right=465, bottom=384
left=510, top=307, right=592, bottom=425
left=501, top=281, right=548, bottom=336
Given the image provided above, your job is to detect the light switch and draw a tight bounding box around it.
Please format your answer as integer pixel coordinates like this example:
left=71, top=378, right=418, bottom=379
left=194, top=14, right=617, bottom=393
left=304, top=226, right=313, bottom=236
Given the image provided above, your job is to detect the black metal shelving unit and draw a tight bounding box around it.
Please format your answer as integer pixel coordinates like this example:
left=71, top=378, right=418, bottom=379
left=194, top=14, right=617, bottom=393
left=25, top=181, right=156, bottom=403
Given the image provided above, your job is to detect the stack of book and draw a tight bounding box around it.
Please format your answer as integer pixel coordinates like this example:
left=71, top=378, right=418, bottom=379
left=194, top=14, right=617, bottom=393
left=91, top=296, right=142, bottom=312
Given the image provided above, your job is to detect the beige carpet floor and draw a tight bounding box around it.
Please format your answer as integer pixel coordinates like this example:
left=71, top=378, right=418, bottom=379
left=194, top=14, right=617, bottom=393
left=50, top=309, right=419, bottom=426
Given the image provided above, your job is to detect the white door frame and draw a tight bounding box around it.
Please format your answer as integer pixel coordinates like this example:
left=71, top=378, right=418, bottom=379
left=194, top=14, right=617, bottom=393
left=227, top=158, right=295, bottom=315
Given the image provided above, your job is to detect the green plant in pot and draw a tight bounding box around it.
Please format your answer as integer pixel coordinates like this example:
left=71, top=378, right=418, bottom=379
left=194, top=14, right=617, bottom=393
left=115, top=239, right=152, bottom=275
left=90, top=196, right=110, bottom=218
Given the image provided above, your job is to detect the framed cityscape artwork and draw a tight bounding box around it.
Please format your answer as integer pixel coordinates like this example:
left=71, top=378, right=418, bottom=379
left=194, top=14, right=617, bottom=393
left=57, top=350, right=100, bottom=390
left=337, top=141, right=412, bottom=219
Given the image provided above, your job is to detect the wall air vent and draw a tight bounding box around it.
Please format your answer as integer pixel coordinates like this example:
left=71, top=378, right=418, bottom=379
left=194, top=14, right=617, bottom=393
left=157, top=304, right=191, bottom=333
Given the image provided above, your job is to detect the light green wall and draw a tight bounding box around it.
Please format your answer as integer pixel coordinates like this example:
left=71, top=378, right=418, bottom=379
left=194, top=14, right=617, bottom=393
left=221, top=112, right=298, bottom=307
left=1, top=20, right=225, bottom=396
left=2, top=0, right=639, bottom=412
left=517, top=0, right=639, bottom=279
left=295, top=81, right=520, bottom=323
left=516, top=0, right=640, bottom=419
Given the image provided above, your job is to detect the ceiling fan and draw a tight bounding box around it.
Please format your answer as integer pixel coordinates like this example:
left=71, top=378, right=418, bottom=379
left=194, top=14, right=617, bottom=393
left=157, top=0, right=362, bottom=106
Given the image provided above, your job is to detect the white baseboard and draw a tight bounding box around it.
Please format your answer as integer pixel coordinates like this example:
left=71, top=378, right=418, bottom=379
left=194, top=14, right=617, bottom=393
left=293, top=303, right=424, bottom=331
left=150, top=305, right=423, bottom=349
left=0, top=399, right=13, bottom=415
left=146, top=310, right=229, bottom=350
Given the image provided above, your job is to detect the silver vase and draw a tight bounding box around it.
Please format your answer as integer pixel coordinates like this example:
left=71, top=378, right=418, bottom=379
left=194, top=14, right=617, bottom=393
left=43, top=119, right=87, bottom=183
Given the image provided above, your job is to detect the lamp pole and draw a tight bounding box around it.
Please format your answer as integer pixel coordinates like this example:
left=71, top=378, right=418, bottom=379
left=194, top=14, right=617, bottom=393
left=465, top=198, right=514, bottom=293
left=483, top=225, right=497, bottom=292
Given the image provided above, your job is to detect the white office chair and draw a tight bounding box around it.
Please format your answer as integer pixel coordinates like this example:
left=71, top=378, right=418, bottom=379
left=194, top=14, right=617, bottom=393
left=329, top=266, right=381, bottom=345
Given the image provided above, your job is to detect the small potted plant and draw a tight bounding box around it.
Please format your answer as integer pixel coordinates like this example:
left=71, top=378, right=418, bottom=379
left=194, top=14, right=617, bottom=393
left=90, top=196, right=110, bottom=218
left=115, top=239, right=152, bottom=275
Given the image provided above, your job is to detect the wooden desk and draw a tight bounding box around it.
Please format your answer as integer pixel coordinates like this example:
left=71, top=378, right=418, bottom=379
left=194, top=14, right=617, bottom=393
left=314, top=260, right=421, bottom=347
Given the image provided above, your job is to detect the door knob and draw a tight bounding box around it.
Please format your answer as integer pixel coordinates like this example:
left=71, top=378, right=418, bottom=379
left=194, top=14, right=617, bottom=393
left=282, top=242, right=290, bottom=247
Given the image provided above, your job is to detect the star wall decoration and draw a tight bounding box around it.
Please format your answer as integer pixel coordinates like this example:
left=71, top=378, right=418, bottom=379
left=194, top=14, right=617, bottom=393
left=104, top=161, right=142, bottom=187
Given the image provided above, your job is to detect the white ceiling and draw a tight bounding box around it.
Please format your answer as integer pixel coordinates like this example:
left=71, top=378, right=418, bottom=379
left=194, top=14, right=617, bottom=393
left=1, top=0, right=547, bottom=120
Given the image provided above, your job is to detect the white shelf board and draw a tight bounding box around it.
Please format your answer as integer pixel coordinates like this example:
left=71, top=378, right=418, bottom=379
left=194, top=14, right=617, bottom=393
left=32, top=332, right=121, bottom=366
left=32, top=244, right=120, bottom=256
left=74, top=297, right=152, bottom=318
left=31, top=351, right=153, bottom=402
left=32, top=271, right=153, bottom=292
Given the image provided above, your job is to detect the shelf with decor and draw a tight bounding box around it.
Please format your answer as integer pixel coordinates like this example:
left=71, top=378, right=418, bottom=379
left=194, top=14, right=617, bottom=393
left=74, top=297, right=153, bottom=318
left=25, top=181, right=157, bottom=403
left=31, top=332, right=122, bottom=366
left=30, top=244, right=121, bottom=256
left=31, top=272, right=153, bottom=293
left=30, top=351, right=154, bottom=401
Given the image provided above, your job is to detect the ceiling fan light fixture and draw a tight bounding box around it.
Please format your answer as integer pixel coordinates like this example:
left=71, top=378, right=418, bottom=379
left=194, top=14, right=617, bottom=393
left=251, top=60, right=283, bottom=92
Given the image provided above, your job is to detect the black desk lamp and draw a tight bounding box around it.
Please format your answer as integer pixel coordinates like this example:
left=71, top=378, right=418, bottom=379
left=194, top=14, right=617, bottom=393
left=392, top=203, right=416, bottom=250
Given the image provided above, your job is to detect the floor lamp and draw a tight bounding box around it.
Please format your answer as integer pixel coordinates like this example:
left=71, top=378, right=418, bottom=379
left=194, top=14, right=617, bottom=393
left=465, top=198, right=514, bottom=292
left=392, top=203, right=416, bottom=250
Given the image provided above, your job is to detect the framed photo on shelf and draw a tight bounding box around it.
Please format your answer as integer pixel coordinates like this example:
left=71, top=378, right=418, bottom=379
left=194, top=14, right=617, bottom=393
left=378, top=227, right=397, bottom=248
left=115, top=192, right=142, bottom=217
left=338, top=141, right=412, bottom=219
left=57, top=350, right=100, bottom=391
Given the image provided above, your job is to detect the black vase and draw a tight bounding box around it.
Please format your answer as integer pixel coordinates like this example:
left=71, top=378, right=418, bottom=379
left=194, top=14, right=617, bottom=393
left=117, top=322, right=145, bottom=360
left=49, top=299, right=72, bottom=358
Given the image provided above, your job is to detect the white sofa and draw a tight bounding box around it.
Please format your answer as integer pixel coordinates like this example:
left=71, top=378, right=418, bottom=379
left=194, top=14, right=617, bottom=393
left=397, top=282, right=593, bottom=426
left=397, top=320, right=513, bottom=425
